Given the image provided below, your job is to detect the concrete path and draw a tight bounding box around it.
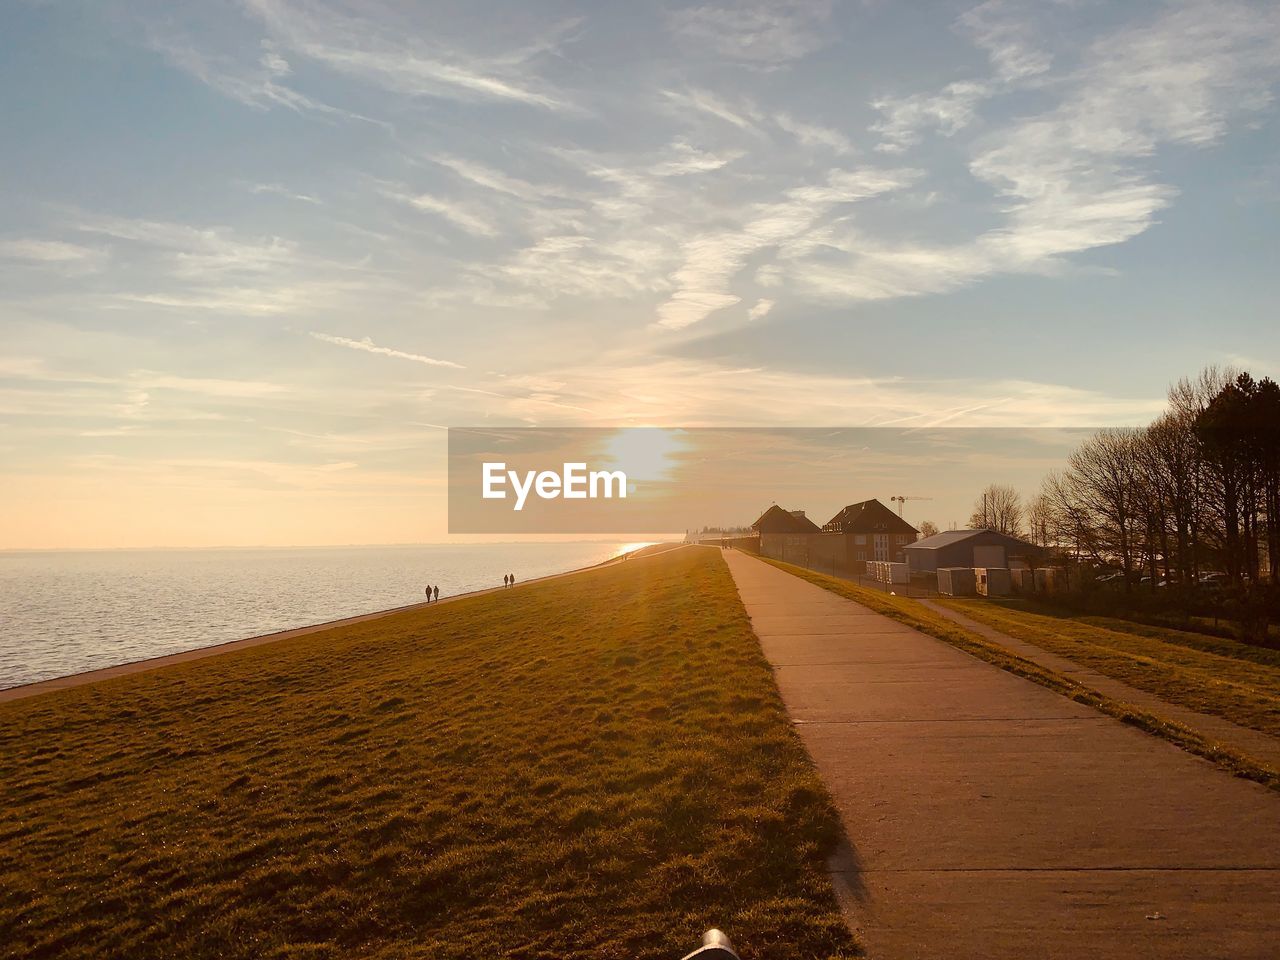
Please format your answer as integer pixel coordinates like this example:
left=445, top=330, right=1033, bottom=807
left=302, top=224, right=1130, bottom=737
left=919, top=599, right=1280, bottom=771
left=723, top=550, right=1280, bottom=960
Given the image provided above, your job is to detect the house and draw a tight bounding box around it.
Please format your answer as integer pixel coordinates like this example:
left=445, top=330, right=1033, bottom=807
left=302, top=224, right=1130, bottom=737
left=752, top=505, right=821, bottom=562
left=822, top=498, right=919, bottom=563
left=904, top=528, right=1045, bottom=573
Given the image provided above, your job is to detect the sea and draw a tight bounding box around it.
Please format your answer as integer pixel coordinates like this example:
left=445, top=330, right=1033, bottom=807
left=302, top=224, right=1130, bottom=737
left=0, top=541, right=653, bottom=690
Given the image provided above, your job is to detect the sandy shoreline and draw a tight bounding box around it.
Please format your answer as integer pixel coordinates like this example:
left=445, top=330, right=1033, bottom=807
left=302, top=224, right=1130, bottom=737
left=0, top=543, right=686, bottom=704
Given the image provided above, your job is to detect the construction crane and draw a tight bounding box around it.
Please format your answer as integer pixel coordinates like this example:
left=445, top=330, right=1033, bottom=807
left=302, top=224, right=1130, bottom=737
left=890, top=495, right=933, bottom=517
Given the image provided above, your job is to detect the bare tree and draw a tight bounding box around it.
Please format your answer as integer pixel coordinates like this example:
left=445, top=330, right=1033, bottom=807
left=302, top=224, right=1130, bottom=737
left=1024, top=492, right=1055, bottom=548
left=1061, top=430, right=1145, bottom=590
left=968, top=484, right=1023, bottom=536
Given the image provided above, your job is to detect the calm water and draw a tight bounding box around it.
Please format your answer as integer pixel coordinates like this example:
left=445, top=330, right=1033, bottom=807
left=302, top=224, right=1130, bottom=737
left=0, top=541, right=648, bottom=689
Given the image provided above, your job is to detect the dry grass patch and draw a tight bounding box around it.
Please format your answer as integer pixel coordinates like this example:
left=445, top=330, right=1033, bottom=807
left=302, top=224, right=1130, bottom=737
left=936, top=598, right=1280, bottom=737
left=0, top=547, right=856, bottom=960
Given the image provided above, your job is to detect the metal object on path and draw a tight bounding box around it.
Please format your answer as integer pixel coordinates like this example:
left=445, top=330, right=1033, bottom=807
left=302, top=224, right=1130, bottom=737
left=680, top=929, right=741, bottom=960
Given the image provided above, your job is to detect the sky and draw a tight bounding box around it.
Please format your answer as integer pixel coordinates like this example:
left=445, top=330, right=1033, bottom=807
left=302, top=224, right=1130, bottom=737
left=1, top=0, right=1279, bottom=548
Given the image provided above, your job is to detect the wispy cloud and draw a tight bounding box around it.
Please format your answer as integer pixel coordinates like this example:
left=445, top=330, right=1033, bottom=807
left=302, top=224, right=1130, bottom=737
left=244, top=182, right=323, bottom=204
left=663, top=88, right=760, bottom=132
left=387, top=190, right=497, bottom=237
left=74, top=214, right=297, bottom=278
left=872, top=80, right=992, bottom=154
left=968, top=2, right=1280, bottom=266
left=0, top=238, right=106, bottom=276
left=656, top=166, right=917, bottom=330
left=310, top=332, right=464, bottom=369
left=667, top=0, right=833, bottom=67
left=773, top=113, right=855, bottom=154
left=148, top=32, right=351, bottom=118
left=822, top=0, right=1280, bottom=305
left=648, top=140, right=741, bottom=176
left=957, top=0, right=1054, bottom=83
left=0, top=238, right=103, bottom=264
left=428, top=155, right=552, bottom=201
left=239, top=0, right=572, bottom=110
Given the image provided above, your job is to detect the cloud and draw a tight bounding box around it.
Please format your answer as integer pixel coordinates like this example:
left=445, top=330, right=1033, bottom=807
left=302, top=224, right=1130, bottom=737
left=662, top=88, right=760, bottom=132
left=667, top=1, right=833, bottom=66
left=655, top=166, right=917, bottom=330
left=148, top=32, right=352, bottom=117
left=428, top=155, right=551, bottom=201
left=0, top=239, right=103, bottom=264
left=870, top=1, right=1054, bottom=154
left=648, top=140, right=741, bottom=176
left=489, top=351, right=1166, bottom=428
left=116, top=286, right=320, bottom=315
left=0, top=238, right=107, bottom=279
left=773, top=113, right=855, bottom=154
left=968, top=1, right=1280, bottom=264
left=310, top=332, right=464, bottom=369
left=74, top=214, right=297, bottom=278
left=392, top=191, right=497, bottom=237
left=747, top=298, right=775, bottom=321
left=957, top=0, right=1054, bottom=83
left=133, top=372, right=291, bottom=398
left=872, top=80, right=992, bottom=154
left=820, top=0, right=1280, bottom=305
left=245, top=182, right=323, bottom=204
left=239, top=0, right=571, bottom=110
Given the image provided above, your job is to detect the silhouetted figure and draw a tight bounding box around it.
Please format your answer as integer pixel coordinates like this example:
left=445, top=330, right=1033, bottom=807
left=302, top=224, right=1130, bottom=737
left=508, top=572, right=515, bottom=586
left=503, top=574, right=510, bottom=587
left=425, top=585, right=432, bottom=602
left=433, top=585, right=440, bottom=602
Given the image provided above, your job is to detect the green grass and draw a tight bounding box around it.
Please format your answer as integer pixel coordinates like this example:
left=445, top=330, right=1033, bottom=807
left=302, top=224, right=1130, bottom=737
left=934, top=598, right=1280, bottom=737
left=760, top=558, right=1280, bottom=791
left=0, top=547, right=857, bottom=960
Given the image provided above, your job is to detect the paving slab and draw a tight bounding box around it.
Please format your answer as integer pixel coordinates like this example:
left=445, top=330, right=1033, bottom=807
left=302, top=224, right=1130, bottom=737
left=724, top=551, right=1280, bottom=960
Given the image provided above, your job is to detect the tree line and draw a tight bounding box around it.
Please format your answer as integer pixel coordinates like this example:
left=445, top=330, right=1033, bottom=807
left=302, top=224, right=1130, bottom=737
left=961, top=367, right=1279, bottom=592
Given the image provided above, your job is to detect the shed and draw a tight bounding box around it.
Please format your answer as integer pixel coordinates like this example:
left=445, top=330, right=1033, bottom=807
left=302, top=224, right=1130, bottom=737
left=904, top=529, right=1044, bottom=573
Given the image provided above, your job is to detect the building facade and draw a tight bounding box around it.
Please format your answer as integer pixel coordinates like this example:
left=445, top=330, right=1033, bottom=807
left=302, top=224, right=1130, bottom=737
left=822, top=498, right=919, bottom=564
left=752, top=505, right=822, bottom=563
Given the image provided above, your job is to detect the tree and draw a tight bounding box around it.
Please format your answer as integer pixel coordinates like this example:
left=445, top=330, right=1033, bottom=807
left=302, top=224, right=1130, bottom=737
left=968, top=484, right=1023, bottom=536
left=1024, top=492, right=1055, bottom=548
left=1196, top=372, right=1280, bottom=584
left=1061, top=430, right=1144, bottom=590
left=918, top=520, right=939, bottom=539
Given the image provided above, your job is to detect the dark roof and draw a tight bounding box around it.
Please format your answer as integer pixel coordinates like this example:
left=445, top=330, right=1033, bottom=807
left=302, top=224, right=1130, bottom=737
left=752, top=505, right=821, bottom=534
left=823, top=498, right=918, bottom=535
left=905, top=528, right=1042, bottom=553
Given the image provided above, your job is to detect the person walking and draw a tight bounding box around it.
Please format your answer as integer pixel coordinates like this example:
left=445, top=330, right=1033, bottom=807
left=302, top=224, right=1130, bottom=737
left=433, top=585, right=440, bottom=602
left=425, top=584, right=433, bottom=602
left=503, top=574, right=509, bottom=588
left=508, top=572, right=515, bottom=587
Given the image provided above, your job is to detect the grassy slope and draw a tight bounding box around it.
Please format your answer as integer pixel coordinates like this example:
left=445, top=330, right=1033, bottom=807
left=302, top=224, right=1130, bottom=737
left=0, top=547, right=856, bottom=960
left=760, top=558, right=1279, bottom=790
left=936, top=599, right=1280, bottom=738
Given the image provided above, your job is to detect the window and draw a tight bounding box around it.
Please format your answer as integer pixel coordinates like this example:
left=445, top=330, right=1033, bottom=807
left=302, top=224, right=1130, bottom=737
left=854, top=534, right=867, bottom=545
